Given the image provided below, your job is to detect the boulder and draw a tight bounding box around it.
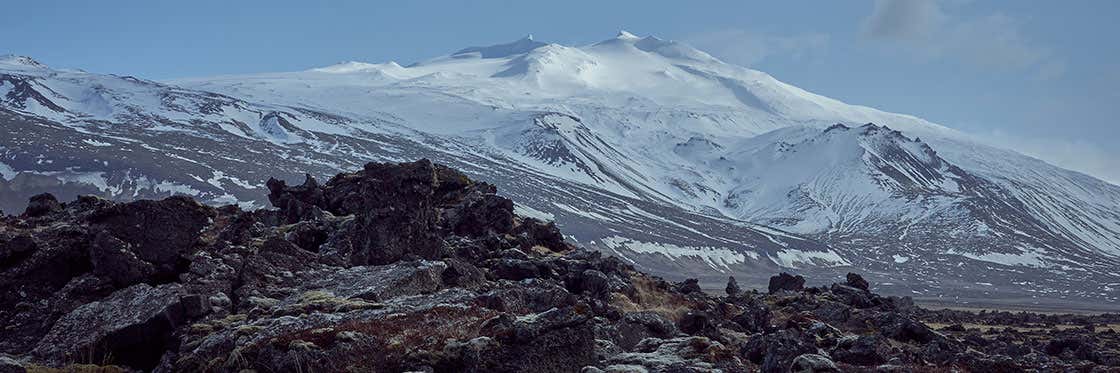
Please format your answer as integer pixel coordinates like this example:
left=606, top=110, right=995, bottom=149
left=832, top=335, right=890, bottom=366
left=678, top=311, right=714, bottom=336
left=845, top=272, right=870, bottom=291
left=877, top=314, right=942, bottom=344
left=791, top=353, right=840, bottom=373
left=32, top=283, right=187, bottom=371
left=744, top=329, right=819, bottom=373
left=266, top=173, right=326, bottom=224
left=830, top=284, right=873, bottom=308
left=812, top=301, right=852, bottom=325
left=266, top=160, right=523, bottom=266
left=88, top=231, right=155, bottom=287
left=725, top=276, right=741, bottom=296
left=472, top=306, right=598, bottom=372
left=22, top=193, right=60, bottom=217
left=768, top=272, right=805, bottom=294
left=87, top=196, right=214, bottom=284
left=613, top=311, right=679, bottom=350
left=564, top=269, right=611, bottom=297
left=676, top=278, right=702, bottom=295
left=731, top=299, right=772, bottom=333
left=0, top=233, right=35, bottom=266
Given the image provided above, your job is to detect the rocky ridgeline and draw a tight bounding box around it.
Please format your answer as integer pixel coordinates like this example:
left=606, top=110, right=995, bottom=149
left=0, top=160, right=1118, bottom=372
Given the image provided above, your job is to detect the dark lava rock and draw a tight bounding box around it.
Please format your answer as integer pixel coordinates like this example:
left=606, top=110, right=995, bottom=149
left=472, top=306, right=597, bottom=372
left=613, top=311, right=678, bottom=350
left=564, top=269, right=610, bottom=297
left=845, top=272, right=870, bottom=291
left=266, top=160, right=531, bottom=266
left=831, top=283, right=874, bottom=308
left=678, top=311, right=715, bottom=336
left=489, top=258, right=547, bottom=281
left=878, top=314, right=942, bottom=344
left=676, top=278, right=702, bottom=295
left=768, top=272, right=806, bottom=294
left=813, top=300, right=852, bottom=324
left=725, top=275, right=741, bottom=296
left=87, top=196, right=214, bottom=283
left=832, top=335, right=890, bottom=366
left=731, top=298, right=772, bottom=333
left=1046, top=337, right=1102, bottom=362
left=790, top=353, right=840, bottom=373
left=0, top=234, right=35, bottom=266
left=745, top=329, right=819, bottom=373
left=31, top=283, right=186, bottom=371
left=22, top=193, right=60, bottom=217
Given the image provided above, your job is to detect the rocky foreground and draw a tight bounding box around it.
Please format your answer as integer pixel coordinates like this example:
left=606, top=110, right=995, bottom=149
left=1, top=160, right=1118, bottom=372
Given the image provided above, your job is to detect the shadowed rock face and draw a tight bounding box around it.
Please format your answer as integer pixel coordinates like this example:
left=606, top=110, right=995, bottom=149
left=265, top=160, right=534, bottom=266
left=768, top=272, right=805, bottom=294
left=1, top=160, right=1117, bottom=372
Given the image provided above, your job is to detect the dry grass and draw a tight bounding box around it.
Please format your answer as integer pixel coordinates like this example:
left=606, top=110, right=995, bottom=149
left=267, top=303, right=498, bottom=353
left=609, top=273, right=692, bottom=321
left=528, top=244, right=564, bottom=257
left=272, top=290, right=385, bottom=316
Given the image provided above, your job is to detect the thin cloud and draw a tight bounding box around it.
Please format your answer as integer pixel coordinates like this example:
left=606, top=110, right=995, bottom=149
left=683, top=29, right=830, bottom=67
left=862, top=0, right=1063, bottom=78
left=863, top=0, right=944, bottom=39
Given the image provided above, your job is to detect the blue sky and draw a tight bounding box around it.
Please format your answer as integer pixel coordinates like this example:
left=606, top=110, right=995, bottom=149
left=4, top=0, right=1117, bottom=183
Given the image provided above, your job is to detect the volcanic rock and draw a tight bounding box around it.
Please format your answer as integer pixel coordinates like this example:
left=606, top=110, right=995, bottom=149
left=768, top=272, right=805, bottom=294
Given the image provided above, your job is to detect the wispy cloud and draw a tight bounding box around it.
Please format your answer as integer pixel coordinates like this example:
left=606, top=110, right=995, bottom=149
left=683, top=29, right=830, bottom=67
left=862, top=0, right=1063, bottom=78
left=863, top=0, right=945, bottom=39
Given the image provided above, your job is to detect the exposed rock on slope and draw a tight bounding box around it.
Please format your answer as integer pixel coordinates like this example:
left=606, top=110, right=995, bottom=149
left=1, top=160, right=1117, bottom=372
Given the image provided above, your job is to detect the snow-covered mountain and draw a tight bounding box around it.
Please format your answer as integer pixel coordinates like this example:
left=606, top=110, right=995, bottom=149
left=2, top=32, right=1118, bottom=307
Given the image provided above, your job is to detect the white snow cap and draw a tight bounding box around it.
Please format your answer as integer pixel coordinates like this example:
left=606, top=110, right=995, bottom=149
left=0, top=55, right=45, bottom=68
left=616, top=30, right=640, bottom=40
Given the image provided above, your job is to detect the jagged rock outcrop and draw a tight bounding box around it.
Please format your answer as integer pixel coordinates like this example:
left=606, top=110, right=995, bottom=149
left=1, top=160, right=1117, bottom=372
left=725, top=276, right=741, bottom=296
left=768, top=272, right=805, bottom=294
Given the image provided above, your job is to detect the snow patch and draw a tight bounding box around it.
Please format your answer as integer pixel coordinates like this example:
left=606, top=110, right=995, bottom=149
left=947, top=248, right=1049, bottom=268
left=0, top=162, right=16, bottom=180
left=82, top=139, right=112, bottom=147
left=153, top=180, right=202, bottom=196
left=514, top=203, right=555, bottom=222
left=599, top=236, right=748, bottom=271
left=769, top=248, right=851, bottom=268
